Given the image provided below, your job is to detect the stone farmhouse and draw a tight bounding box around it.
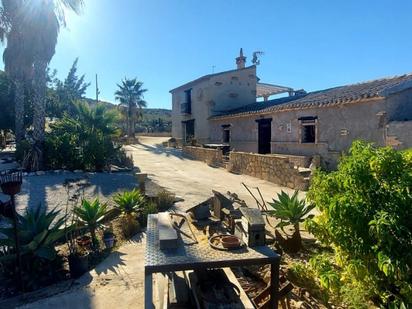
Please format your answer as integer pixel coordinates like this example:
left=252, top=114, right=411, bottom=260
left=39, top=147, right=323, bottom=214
left=171, top=49, right=412, bottom=170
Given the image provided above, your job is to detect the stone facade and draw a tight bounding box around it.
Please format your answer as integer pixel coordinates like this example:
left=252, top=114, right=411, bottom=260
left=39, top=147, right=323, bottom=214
left=171, top=66, right=257, bottom=145
left=227, top=152, right=310, bottom=190
left=386, top=120, right=412, bottom=149
left=182, top=146, right=223, bottom=166
left=210, top=90, right=412, bottom=170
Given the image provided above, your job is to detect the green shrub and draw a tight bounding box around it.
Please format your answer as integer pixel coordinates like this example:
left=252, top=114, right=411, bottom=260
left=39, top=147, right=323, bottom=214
left=44, top=102, right=121, bottom=171
left=307, top=141, right=412, bottom=307
left=113, top=189, right=146, bottom=218
left=0, top=207, right=69, bottom=290
left=120, top=216, right=141, bottom=239
left=139, top=202, right=158, bottom=227
left=156, top=190, right=175, bottom=211
left=288, top=260, right=330, bottom=304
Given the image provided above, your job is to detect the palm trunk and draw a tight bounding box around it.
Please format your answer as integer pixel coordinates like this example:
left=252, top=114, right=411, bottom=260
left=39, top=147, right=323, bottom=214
left=14, top=79, right=25, bottom=143
left=32, top=60, right=48, bottom=170
left=128, top=105, right=134, bottom=139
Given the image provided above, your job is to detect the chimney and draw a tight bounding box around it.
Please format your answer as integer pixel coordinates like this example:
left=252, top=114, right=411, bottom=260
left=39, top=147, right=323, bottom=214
left=236, top=48, right=246, bottom=69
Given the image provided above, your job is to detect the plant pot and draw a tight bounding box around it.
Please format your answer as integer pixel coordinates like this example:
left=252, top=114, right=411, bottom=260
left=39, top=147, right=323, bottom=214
left=76, top=235, right=92, bottom=249
left=68, top=253, right=89, bottom=279
left=220, top=235, right=241, bottom=249
left=103, top=235, right=115, bottom=249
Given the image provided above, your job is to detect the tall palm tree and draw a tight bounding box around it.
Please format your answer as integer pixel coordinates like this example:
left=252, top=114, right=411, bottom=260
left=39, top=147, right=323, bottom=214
left=27, top=0, right=83, bottom=169
left=0, top=0, right=33, bottom=143
left=0, top=0, right=83, bottom=169
left=115, top=78, right=147, bottom=139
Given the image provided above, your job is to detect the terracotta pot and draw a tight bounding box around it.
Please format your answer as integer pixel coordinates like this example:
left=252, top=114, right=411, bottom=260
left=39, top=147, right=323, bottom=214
left=220, top=235, right=241, bottom=248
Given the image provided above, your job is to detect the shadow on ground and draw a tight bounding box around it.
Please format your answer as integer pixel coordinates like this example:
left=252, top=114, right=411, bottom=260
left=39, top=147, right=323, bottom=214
left=129, top=141, right=190, bottom=161
left=1, top=172, right=139, bottom=214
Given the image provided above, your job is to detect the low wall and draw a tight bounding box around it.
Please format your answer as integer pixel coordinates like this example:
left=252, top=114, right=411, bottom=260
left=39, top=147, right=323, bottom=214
left=227, top=152, right=309, bottom=190
left=137, top=132, right=172, bottom=137
left=182, top=146, right=223, bottom=166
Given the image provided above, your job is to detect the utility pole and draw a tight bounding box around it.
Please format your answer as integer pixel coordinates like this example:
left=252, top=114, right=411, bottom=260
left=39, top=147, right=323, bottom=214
left=95, top=74, right=100, bottom=103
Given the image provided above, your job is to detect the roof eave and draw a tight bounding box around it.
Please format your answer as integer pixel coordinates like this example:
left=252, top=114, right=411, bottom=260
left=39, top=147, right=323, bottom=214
left=209, top=96, right=383, bottom=120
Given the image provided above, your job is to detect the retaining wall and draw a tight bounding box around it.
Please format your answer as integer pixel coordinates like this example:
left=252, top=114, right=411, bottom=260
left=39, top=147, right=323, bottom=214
left=182, top=146, right=223, bottom=166
left=227, top=152, right=309, bottom=190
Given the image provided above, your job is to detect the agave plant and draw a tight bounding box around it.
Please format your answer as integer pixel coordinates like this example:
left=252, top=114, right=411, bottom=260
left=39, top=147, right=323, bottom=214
left=113, top=189, right=146, bottom=218
left=0, top=206, right=70, bottom=290
left=74, top=199, right=108, bottom=247
left=268, top=190, right=315, bottom=251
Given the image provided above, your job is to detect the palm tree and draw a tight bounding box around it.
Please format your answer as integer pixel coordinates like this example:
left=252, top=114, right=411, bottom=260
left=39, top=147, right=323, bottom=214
left=0, top=0, right=33, bottom=143
left=0, top=0, right=83, bottom=169
left=27, top=0, right=83, bottom=169
left=115, top=78, right=147, bottom=139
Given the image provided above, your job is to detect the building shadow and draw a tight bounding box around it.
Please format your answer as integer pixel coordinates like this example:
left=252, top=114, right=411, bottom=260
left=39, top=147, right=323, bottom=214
left=128, top=141, right=191, bottom=161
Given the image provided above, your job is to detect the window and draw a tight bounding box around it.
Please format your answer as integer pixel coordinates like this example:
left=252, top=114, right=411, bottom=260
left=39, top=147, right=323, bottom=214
left=185, top=88, right=192, bottom=105
left=222, top=125, right=231, bottom=143
left=299, top=117, right=317, bottom=143
left=181, top=89, right=192, bottom=114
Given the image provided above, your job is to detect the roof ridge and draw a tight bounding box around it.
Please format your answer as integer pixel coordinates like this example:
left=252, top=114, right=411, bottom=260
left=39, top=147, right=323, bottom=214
left=329, top=72, right=412, bottom=88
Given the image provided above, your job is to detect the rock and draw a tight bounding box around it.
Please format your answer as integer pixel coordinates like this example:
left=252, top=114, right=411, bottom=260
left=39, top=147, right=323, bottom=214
left=54, top=169, right=62, bottom=173
left=36, top=171, right=46, bottom=176
left=73, top=169, right=83, bottom=173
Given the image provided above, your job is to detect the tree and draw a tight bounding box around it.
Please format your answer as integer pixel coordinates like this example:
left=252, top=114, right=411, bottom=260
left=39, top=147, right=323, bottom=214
left=115, top=78, right=147, bottom=138
left=50, top=58, right=90, bottom=117
left=0, top=0, right=33, bottom=143
left=27, top=0, right=84, bottom=169
left=0, top=0, right=84, bottom=170
left=0, top=71, right=14, bottom=147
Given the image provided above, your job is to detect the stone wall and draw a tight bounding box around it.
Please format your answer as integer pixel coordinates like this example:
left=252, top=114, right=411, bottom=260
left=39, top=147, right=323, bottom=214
left=182, top=146, right=223, bottom=166
left=227, top=152, right=309, bottom=190
left=386, top=120, right=412, bottom=149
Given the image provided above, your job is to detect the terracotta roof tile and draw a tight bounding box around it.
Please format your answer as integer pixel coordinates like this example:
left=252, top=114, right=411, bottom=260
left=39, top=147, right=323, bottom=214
left=211, top=73, right=412, bottom=119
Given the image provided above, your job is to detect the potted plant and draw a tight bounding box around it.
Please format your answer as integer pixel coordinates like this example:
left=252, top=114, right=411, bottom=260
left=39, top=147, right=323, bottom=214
left=65, top=206, right=90, bottom=279
left=103, top=228, right=115, bottom=249
left=68, top=249, right=89, bottom=279
left=74, top=199, right=108, bottom=250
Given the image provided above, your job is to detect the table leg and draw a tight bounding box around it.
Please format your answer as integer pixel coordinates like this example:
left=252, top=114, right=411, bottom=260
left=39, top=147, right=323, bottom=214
left=269, top=261, right=279, bottom=309
left=145, top=270, right=153, bottom=309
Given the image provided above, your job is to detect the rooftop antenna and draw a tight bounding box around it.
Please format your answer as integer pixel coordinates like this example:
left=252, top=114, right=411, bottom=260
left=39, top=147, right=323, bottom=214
left=252, top=51, right=265, bottom=66
left=95, top=74, right=100, bottom=103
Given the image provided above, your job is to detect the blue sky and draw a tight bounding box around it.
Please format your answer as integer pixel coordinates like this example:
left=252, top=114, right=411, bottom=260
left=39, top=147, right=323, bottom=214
left=2, top=0, right=412, bottom=109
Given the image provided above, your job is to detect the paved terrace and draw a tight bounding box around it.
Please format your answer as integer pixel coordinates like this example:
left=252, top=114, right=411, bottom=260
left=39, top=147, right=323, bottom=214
left=124, top=136, right=304, bottom=211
